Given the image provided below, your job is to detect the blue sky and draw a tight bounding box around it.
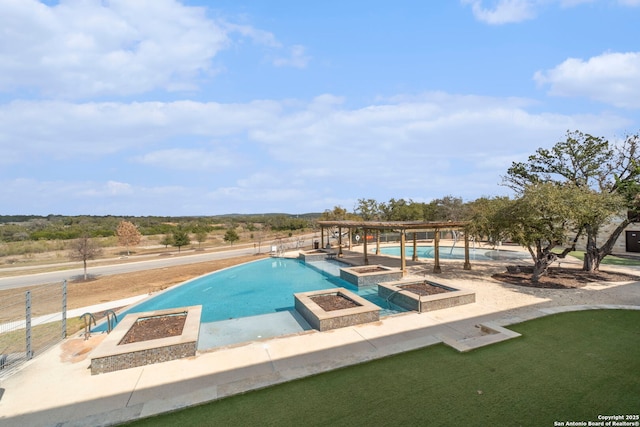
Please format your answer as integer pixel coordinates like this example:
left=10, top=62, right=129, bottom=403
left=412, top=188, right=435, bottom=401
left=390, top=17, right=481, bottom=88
left=1, top=0, right=639, bottom=216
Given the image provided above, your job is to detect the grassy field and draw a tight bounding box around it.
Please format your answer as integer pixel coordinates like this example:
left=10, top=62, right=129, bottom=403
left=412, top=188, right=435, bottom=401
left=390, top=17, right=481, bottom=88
left=125, top=309, right=640, bottom=427
left=555, top=250, right=640, bottom=266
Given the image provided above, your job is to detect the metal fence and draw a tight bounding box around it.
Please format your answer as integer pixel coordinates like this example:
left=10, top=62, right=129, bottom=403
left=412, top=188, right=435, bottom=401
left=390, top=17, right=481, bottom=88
left=0, top=281, right=67, bottom=380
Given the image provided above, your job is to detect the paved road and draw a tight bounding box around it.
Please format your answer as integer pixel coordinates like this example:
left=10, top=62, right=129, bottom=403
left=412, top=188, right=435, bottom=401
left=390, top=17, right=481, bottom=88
left=0, top=235, right=317, bottom=291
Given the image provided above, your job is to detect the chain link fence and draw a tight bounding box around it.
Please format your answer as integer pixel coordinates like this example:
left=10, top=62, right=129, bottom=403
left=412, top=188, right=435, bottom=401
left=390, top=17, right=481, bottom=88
left=0, top=281, right=67, bottom=380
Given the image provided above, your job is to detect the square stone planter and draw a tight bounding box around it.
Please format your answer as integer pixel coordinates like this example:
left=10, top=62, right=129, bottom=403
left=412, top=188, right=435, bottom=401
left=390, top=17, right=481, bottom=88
left=339, top=264, right=403, bottom=287
left=378, top=280, right=475, bottom=312
left=90, top=306, right=201, bottom=375
left=299, top=249, right=338, bottom=262
left=294, top=288, right=380, bottom=331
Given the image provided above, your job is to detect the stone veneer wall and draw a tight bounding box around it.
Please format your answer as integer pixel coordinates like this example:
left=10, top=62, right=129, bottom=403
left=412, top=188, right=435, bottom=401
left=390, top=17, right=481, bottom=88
left=298, top=250, right=335, bottom=262
left=574, top=213, right=640, bottom=255
left=378, top=281, right=475, bottom=313
left=91, top=342, right=196, bottom=375
left=339, top=266, right=403, bottom=287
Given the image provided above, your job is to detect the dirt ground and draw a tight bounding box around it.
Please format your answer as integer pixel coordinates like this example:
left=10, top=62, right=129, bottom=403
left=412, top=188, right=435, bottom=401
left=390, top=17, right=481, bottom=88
left=492, top=265, right=640, bottom=289
left=120, top=314, right=187, bottom=344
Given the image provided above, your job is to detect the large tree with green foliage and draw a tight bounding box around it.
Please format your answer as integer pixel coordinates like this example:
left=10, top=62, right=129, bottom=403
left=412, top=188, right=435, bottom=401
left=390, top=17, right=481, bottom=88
left=172, top=228, right=190, bottom=252
left=354, top=199, right=381, bottom=221
left=223, top=229, right=240, bottom=245
left=469, top=183, right=613, bottom=282
left=503, top=130, right=640, bottom=272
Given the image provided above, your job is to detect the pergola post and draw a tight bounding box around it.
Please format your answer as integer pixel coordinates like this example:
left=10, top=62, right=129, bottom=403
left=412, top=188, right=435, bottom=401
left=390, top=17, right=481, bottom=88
left=375, top=230, right=380, bottom=254
left=464, top=232, right=471, bottom=270
left=320, top=227, right=324, bottom=249
left=338, top=226, right=343, bottom=257
left=400, top=229, right=407, bottom=276
left=348, top=227, right=352, bottom=250
left=363, top=228, right=369, bottom=265
left=412, top=232, right=418, bottom=261
left=433, top=228, right=442, bottom=273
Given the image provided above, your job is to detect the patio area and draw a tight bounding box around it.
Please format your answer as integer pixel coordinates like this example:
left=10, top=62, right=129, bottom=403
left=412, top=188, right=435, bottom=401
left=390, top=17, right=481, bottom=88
left=1, top=252, right=639, bottom=427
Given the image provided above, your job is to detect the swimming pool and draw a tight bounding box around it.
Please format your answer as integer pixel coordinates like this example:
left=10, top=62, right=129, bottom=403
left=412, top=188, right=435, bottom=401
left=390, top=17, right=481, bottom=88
left=96, top=257, right=405, bottom=334
left=375, top=245, right=529, bottom=261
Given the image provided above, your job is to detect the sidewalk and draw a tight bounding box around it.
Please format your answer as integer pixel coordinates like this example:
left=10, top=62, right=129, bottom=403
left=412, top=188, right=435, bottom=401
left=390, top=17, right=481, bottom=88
left=0, top=264, right=638, bottom=427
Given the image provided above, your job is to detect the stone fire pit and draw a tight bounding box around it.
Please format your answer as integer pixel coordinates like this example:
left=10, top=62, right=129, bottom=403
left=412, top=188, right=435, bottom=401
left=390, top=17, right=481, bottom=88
left=378, top=280, right=475, bottom=312
left=90, top=306, right=201, bottom=375
left=294, top=288, right=380, bottom=331
left=339, top=264, right=402, bottom=287
left=299, top=249, right=338, bottom=262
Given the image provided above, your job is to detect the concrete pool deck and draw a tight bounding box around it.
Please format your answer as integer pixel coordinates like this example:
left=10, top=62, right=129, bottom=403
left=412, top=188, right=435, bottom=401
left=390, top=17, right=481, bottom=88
left=1, top=255, right=639, bottom=427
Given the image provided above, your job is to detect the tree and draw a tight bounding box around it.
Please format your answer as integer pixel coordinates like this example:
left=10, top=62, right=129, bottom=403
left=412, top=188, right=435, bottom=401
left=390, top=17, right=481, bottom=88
left=466, top=196, right=513, bottom=245
left=355, top=198, right=380, bottom=221
left=432, top=195, right=468, bottom=221
left=160, top=234, right=173, bottom=248
left=503, top=130, right=640, bottom=271
left=194, top=228, right=208, bottom=248
left=69, top=234, right=102, bottom=280
left=379, top=198, right=423, bottom=221
left=319, top=206, right=359, bottom=221
left=470, top=183, right=591, bottom=282
left=172, top=228, right=190, bottom=252
left=223, top=229, right=240, bottom=245
left=116, top=220, right=141, bottom=256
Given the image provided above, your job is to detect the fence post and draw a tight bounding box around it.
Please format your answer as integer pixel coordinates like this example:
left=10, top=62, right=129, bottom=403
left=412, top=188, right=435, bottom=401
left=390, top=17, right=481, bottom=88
left=25, top=291, right=33, bottom=360
left=62, top=279, right=67, bottom=339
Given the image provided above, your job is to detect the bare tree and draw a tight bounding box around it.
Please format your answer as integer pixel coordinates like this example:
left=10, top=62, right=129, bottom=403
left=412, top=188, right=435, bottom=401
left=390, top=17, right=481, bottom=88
left=70, top=234, right=102, bottom=280
left=116, top=220, right=142, bottom=256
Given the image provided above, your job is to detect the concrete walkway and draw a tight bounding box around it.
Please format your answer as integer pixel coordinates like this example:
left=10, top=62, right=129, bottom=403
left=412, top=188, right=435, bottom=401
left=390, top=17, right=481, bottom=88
left=0, top=258, right=639, bottom=427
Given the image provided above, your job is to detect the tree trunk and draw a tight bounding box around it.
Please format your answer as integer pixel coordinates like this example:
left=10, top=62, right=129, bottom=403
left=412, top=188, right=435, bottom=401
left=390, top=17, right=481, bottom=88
left=83, top=259, right=88, bottom=280
left=585, top=218, right=630, bottom=272
left=531, top=248, right=558, bottom=283
left=582, top=225, right=600, bottom=272
left=583, top=248, right=601, bottom=272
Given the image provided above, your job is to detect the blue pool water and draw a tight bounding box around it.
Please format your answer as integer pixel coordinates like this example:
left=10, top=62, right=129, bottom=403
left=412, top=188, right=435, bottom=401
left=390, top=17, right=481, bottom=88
left=375, top=245, right=529, bottom=261
left=95, top=257, right=405, bottom=332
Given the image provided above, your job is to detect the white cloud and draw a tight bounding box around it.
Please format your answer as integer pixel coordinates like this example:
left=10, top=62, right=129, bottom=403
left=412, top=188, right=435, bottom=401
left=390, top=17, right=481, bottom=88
left=0, top=92, right=633, bottom=214
left=462, top=0, right=637, bottom=24
left=272, top=45, right=311, bottom=69
left=462, top=0, right=537, bottom=24
left=534, top=51, right=640, bottom=108
left=0, top=0, right=230, bottom=98
left=222, top=22, right=281, bottom=48
left=77, top=180, right=133, bottom=197
left=1, top=93, right=630, bottom=173
left=135, top=148, right=239, bottom=171
left=0, top=99, right=282, bottom=162
left=0, top=0, right=307, bottom=98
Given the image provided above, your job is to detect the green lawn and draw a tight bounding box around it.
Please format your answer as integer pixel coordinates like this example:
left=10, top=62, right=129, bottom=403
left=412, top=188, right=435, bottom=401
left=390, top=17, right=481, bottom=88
left=125, top=310, right=640, bottom=427
left=555, top=250, right=640, bottom=266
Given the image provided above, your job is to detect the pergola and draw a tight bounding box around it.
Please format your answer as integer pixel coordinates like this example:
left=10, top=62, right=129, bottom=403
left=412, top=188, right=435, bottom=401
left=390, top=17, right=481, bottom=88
left=317, top=220, right=470, bottom=275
